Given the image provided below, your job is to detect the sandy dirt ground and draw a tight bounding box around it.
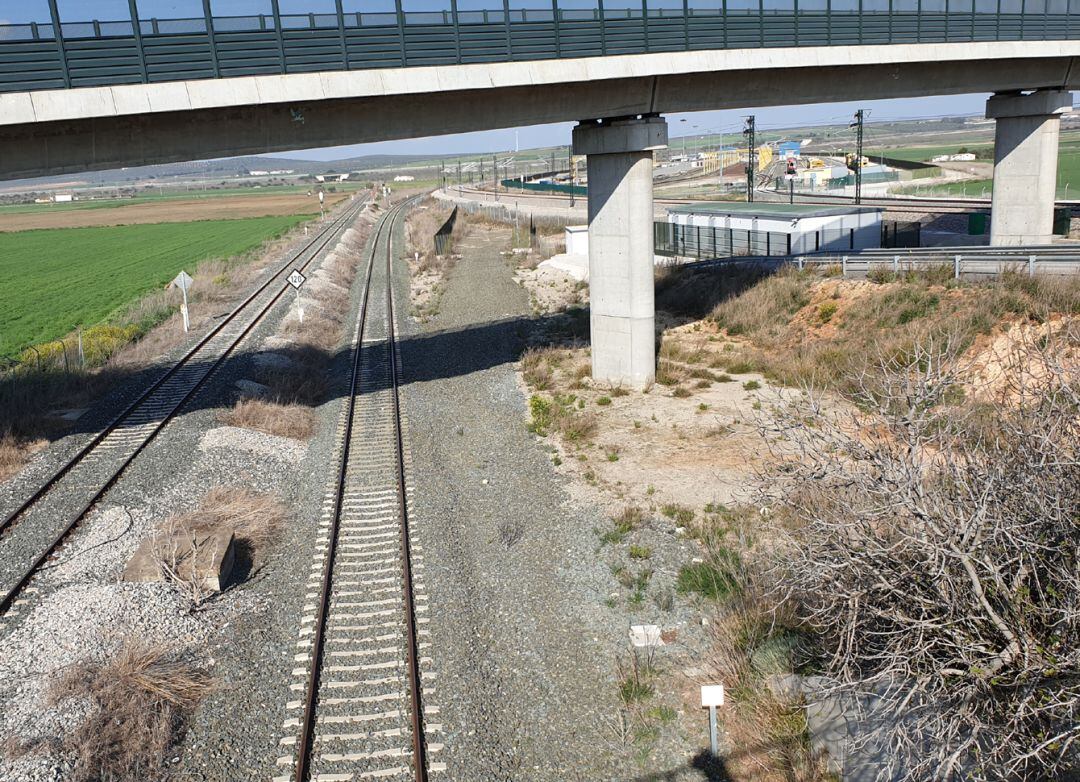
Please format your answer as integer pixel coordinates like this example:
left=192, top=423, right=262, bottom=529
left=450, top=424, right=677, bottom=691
left=0, top=192, right=350, bottom=232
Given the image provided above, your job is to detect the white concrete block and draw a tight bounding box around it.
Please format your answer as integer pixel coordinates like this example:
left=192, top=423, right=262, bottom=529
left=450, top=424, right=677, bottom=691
left=319, top=69, right=388, bottom=100
left=31, top=87, right=115, bottom=122
left=109, top=84, right=154, bottom=116
left=630, top=624, right=664, bottom=647
left=143, top=81, right=194, bottom=113
left=0, top=93, right=36, bottom=125
left=487, top=61, right=540, bottom=89
left=377, top=66, right=449, bottom=97
left=253, top=73, right=325, bottom=104
left=188, top=76, right=262, bottom=110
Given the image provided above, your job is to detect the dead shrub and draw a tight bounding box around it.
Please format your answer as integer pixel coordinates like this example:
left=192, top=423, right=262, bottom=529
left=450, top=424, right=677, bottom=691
left=48, top=642, right=212, bottom=782
left=765, top=333, right=1080, bottom=779
left=220, top=398, right=316, bottom=440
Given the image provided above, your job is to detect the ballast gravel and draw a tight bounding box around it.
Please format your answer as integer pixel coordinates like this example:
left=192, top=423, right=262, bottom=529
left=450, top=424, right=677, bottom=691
left=397, top=227, right=637, bottom=779
left=0, top=208, right=371, bottom=782
left=198, top=425, right=308, bottom=463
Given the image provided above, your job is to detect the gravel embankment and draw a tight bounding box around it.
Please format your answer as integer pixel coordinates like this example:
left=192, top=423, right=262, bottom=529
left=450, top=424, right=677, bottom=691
left=0, top=206, right=376, bottom=782
left=397, top=224, right=702, bottom=779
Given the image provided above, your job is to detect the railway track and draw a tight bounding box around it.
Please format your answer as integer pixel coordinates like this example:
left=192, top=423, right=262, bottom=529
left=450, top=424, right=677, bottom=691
left=0, top=196, right=368, bottom=618
left=276, top=197, right=441, bottom=782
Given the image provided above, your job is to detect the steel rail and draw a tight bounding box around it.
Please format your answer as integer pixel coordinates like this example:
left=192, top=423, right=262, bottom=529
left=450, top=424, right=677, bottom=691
left=293, top=195, right=428, bottom=782
left=0, top=198, right=364, bottom=541
left=0, top=198, right=367, bottom=616
left=384, top=200, right=430, bottom=782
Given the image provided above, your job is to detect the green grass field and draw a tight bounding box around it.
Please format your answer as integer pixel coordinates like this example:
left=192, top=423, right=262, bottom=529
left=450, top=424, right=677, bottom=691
left=887, top=142, right=1080, bottom=199
left=0, top=215, right=305, bottom=357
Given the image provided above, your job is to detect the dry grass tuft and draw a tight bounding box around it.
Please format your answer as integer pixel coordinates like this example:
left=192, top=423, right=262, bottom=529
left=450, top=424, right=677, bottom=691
left=0, top=432, right=43, bottom=482
left=48, top=642, right=212, bottom=782
left=173, top=486, right=286, bottom=559
left=521, top=346, right=566, bottom=390
left=219, top=398, right=316, bottom=440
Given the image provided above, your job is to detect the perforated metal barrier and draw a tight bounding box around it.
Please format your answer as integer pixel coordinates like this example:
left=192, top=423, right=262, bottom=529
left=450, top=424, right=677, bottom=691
left=2, top=2, right=1076, bottom=94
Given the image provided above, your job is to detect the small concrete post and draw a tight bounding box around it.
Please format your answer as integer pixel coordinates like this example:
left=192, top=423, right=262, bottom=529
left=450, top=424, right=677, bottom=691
left=986, top=90, right=1071, bottom=246
left=572, top=115, right=668, bottom=389
left=954, top=254, right=961, bottom=279
left=797, top=256, right=804, bottom=270
left=893, top=255, right=899, bottom=273
left=1029, top=254, right=1036, bottom=277
left=701, top=684, right=725, bottom=757
left=841, top=255, right=848, bottom=277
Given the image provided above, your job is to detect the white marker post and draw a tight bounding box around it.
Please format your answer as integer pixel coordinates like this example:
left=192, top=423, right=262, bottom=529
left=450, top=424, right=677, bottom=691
left=171, top=270, right=194, bottom=333
left=287, top=269, right=307, bottom=324
left=319, top=190, right=325, bottom=220
left=701, top=684, right=725, bottom=756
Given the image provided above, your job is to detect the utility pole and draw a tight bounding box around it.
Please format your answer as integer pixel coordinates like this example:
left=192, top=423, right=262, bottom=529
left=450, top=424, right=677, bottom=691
left=851, top=109, right=864, bottom=205
left=743, top=115, right=756, bottom=204
left=479, top=157, right=484, bottom=187
left=493, top=154, right=498, bottom=197
left=457, top=160, right=462, bottom=191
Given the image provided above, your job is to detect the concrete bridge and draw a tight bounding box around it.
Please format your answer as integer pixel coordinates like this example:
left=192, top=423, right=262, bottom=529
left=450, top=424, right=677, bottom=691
left=1, top=4, right=1078, bottom=387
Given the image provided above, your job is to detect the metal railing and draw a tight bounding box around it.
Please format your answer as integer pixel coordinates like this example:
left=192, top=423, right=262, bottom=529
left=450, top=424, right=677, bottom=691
left=681, top=245, right=1080, bottom=277
left=2, top=3, right=1076, bottom=94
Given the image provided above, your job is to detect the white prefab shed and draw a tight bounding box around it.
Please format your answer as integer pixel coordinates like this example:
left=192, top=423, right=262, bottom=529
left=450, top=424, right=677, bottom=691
left=666, top=202, right=883, bottom=256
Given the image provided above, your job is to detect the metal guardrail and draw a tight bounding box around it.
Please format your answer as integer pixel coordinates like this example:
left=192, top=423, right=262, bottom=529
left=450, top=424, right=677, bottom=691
left=677, top=246, right=1080, bottom=277
left=1, top=5, right=1077, bottom=94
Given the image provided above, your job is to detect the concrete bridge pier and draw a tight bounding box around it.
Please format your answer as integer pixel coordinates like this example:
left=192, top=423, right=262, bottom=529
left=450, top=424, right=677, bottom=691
left=572, top=115, right=668, bottom=389
left=987, top=89, right=1071, bottom=246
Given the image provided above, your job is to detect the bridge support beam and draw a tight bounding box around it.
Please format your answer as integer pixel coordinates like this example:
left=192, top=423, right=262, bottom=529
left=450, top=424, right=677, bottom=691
left=572, top=115, right=668, bottom=389
left=987, top=89, right=1071, bottom=246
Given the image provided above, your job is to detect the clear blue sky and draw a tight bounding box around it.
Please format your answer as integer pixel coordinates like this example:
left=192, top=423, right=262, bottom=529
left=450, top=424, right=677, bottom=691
left=272, top=93, right=998, bottom=161
left=1, top=2, right=1050, bottom=160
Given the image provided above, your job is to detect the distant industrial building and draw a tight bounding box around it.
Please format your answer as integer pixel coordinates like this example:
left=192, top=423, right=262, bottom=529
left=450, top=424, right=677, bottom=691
left=779, top=141, right=802, bottom=159
left=931, top=153, right=977, bottom=162
left=664, top=202, right=883, bottom=256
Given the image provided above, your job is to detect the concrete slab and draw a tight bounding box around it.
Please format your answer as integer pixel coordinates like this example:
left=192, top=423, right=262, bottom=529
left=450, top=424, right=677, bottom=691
left=539, top=253, right=588, bottom=281
left=629, top=624, right=665, bottom=648
left=124, top=526, right=235, bottom=593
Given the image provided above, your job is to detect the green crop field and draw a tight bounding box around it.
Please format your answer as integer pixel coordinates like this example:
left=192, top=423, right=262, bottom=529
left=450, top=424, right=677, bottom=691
left=0, top=215, right=305, bottom=357
left=888, top=143, right=1080, bottom=199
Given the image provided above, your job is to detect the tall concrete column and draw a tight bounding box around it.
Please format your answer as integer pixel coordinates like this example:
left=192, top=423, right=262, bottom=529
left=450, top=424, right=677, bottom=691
left=572, top=116, right=668, bottom=389
left=987, top=89, right=1071, bottom=246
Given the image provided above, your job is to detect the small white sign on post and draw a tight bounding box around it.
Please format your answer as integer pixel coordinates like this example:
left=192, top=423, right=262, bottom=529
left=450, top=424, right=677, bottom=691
left=287, top=269, right=307, bottom=324
left=171, top=270, right=194, bottom=333
left=701, top=684, right=726, bottom=756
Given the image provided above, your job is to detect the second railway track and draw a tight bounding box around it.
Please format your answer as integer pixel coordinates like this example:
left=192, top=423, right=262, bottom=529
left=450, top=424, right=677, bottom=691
left=0, top=196, right=368, bottom=618
left=276, top=197, right=442, bottom=782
